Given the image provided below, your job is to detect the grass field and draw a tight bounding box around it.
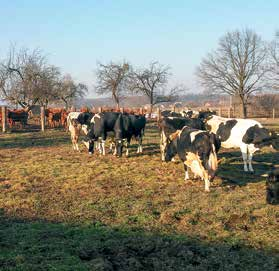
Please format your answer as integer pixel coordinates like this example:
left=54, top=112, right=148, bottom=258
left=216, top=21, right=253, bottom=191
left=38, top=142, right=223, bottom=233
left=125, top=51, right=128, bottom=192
left=0, top=119, right=279, bottom=270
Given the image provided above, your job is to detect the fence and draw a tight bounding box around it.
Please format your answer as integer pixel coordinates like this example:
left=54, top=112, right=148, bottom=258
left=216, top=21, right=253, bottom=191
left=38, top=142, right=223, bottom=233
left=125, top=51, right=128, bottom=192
left=188, top=106, right=278, bottom=119
left=1, top=105, right=278, bottom=133
left=0, top=106, right=149, bottom=133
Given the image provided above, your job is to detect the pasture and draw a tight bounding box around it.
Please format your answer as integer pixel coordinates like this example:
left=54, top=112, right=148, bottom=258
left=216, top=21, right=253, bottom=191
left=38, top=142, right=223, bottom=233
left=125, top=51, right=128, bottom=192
left=0, top=120, right=279, bottom=270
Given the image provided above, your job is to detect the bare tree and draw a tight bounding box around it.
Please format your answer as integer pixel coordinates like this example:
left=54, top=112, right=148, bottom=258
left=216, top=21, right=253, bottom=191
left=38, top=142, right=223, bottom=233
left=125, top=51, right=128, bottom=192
left=129, top=62, right=171, bottom=112
left=268, top=30, right=279, bottom=90
left=197, top=29, right=267, bottom=118
left=55, top=74, right=88, bottom=109
left=255, top=94, right=279, bottom=112
left=95, top=61, right=130, bottom=108
left=0, top=45, right=62, bottom=109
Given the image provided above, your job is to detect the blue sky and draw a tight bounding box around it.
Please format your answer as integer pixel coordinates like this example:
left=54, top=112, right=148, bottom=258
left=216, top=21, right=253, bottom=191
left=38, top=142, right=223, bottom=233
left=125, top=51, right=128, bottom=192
left=0, top=0, right=278, bottom=97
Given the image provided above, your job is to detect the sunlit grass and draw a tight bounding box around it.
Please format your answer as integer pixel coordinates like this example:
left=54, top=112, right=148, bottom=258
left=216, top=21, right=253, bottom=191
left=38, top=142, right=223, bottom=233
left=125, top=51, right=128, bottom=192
left=0, top=120, right=279, bottom=270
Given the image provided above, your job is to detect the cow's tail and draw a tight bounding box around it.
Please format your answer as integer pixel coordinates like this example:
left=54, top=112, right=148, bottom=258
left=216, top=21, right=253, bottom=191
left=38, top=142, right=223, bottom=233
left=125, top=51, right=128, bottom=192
left=209, top=133, right=218, bottom=171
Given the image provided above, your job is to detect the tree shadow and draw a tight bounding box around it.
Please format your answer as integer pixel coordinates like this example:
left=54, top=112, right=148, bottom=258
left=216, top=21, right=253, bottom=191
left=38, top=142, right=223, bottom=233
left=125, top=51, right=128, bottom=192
left=0, top=212, right=278, bottom=270
left=0, top=133, right=69, bottom=149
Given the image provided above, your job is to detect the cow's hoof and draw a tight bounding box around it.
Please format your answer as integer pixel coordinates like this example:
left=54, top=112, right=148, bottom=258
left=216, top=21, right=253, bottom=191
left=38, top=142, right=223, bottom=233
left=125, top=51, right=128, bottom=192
left=204, top=189, right=210, bottom=193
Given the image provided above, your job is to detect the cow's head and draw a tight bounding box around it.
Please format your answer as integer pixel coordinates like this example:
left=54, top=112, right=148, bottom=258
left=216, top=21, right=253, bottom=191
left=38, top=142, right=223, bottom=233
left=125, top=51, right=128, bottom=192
left=81, top=124, right=89, bottom=135
left=266, top=168, right=279, bottom=205
left=164, top=131, right=179, bottom=162
left=270, top=132, right=279, bottom=151
left=244, top=126, right=279, bottom=150
left=198, top=110, right=215, bottom=121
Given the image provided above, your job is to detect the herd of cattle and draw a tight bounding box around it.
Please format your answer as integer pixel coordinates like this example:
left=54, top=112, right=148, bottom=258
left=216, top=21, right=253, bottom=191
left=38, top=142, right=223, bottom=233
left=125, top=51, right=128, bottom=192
left=0, top=107, right=69, bottom=128
left=1, top=106, right=278, bottom=193
left=66, top=109, right=279, bottom=192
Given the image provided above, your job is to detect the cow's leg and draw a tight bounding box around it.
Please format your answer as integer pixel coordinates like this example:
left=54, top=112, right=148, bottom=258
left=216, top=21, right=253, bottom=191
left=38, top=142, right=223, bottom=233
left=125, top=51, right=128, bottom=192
left=137, top=136, right=143, bottom=153
left=109, top=142, right=114, bottom=153
left=204, top=177, right=210, bottom=192
left=136, top=138, right=140, bottom=154
left=113, top=142, right=117, bottom=155
left=71, top=136, right=77, bottom=150
left=247, top=152, right=254, bottom=172
left=184, top=164, right=189, bottom=180
left=125, top=139, right=130, bottom=157
left=160, top=131, right=167, bottom=161
left=240, top=144, right=249, bottom=172
left=247, top=146, right=257, bottom=172
left=101, top=140, right=106, bottom=155
left=74, top=136, right=80, bottom=152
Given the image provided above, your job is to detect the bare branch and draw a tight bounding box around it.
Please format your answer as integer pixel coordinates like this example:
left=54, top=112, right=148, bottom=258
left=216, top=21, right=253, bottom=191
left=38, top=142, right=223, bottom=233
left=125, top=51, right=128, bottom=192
left=196, top=29, right=268, bottom=117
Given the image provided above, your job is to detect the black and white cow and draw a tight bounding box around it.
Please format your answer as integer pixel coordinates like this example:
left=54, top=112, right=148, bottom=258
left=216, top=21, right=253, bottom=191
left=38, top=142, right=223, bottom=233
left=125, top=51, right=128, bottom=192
left=163, top=126, right=221, bottom=191
left=158, top=116, right=205, bottom=161
left=203, top=115, right=279, bottom=172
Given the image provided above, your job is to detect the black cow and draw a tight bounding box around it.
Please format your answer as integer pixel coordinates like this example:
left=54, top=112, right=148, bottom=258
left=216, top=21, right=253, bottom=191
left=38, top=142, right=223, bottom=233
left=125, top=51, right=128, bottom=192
left=115, top=114, right=146, bottom=157
left=158, top=117, right=205, bottom=161
left=8, top=110, right=29, bottom=127
left=85, top=112, right=146, bottom=157
left=161, top=110, right=183, bottom=118
left=86, top=112, right=121, bottom=155
left=163, top=126, right=221, bottom=191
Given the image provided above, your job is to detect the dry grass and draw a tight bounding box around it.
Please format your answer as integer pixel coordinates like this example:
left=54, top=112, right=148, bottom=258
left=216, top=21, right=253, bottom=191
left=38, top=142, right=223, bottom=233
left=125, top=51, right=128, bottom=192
left=0, top=120, right=279, bottom=270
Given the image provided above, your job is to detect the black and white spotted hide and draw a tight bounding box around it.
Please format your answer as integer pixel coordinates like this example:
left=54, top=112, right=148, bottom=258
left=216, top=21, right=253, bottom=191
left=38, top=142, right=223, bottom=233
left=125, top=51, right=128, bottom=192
left=205, top=115, right=279, bottom=172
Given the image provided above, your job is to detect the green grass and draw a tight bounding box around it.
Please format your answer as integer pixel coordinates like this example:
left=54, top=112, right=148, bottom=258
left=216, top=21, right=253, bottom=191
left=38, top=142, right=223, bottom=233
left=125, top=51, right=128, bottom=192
left=0, top=120, right=279, bottom=270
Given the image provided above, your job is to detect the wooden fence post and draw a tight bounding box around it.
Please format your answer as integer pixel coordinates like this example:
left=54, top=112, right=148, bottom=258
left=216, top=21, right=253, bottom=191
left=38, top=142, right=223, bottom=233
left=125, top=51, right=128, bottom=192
left=157, top=107, right=161, bottom=121
left=98, top=107, right=102, bottom=113
left=139, top=107, right=143, bottom=115
left=272, top=108, right=275, bottom=119
left=2, top=106, right=7, bottom=133
left=40, top=106, right=45, bottom=132
left=228, top=107, right=231, bottom=118
left=172, top=104, right=176, bottom=112
left=218, top=108, right=221, bottom=117
left=120, top=107, right=124, bottom=113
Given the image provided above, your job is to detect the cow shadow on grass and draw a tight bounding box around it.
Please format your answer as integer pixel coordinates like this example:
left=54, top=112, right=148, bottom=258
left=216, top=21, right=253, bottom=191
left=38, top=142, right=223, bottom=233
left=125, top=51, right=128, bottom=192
left=217, top=150, right=279, bottom=187
left=0, top=212, right=278, bottom=270
left=126, top=142, right=160, bottom=157
left=0, top=132, right=69, bottom=149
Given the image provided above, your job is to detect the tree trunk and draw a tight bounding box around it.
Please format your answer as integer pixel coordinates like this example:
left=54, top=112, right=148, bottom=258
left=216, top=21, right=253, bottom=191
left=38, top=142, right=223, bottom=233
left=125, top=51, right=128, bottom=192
left=240, top=100, right=247, bottom=118
left=64, top=100, right=68, bottom=110
left=150, top=93, right=153, bottom=114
